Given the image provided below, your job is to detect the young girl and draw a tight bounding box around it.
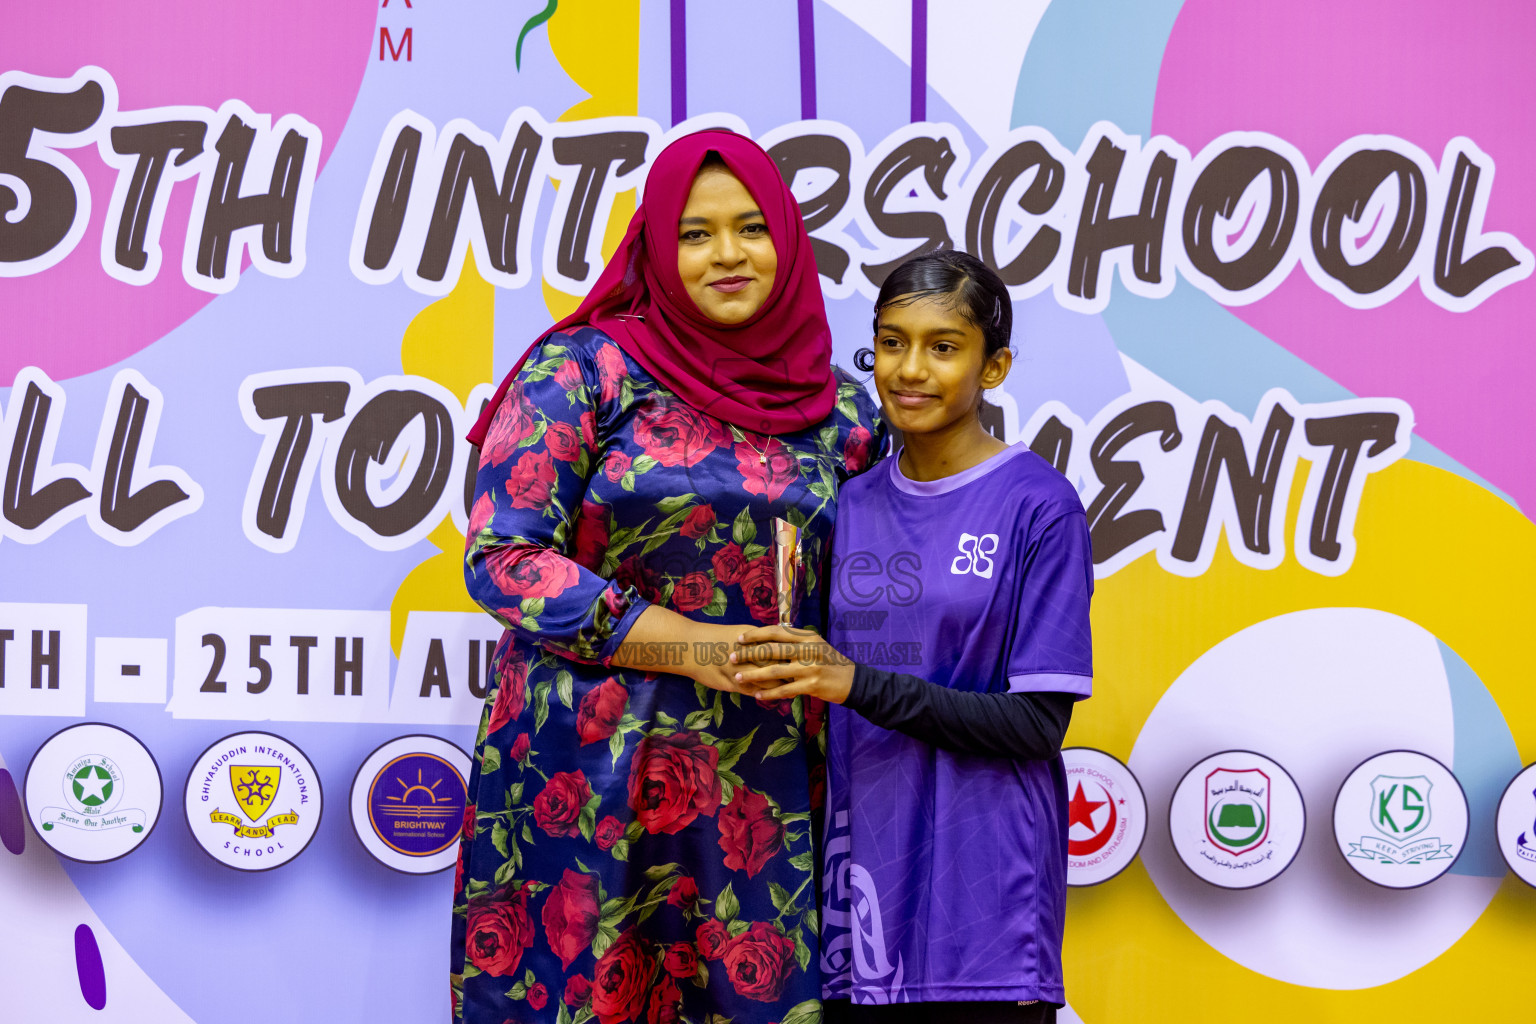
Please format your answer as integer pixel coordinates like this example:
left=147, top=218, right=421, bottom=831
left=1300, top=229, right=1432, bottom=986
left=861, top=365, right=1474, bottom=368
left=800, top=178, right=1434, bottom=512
left=732, top=251, right=1093, bottom=1024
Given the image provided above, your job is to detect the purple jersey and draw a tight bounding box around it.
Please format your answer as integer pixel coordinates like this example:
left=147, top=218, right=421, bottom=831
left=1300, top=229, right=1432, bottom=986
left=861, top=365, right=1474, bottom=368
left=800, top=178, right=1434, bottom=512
left=822, top=443, right=1093, bottom=1005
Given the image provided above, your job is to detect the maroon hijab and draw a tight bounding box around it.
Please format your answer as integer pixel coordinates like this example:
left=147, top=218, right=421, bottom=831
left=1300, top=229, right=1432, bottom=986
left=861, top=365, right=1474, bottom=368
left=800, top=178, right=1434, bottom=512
left=467, top=129, right=836, bottom=446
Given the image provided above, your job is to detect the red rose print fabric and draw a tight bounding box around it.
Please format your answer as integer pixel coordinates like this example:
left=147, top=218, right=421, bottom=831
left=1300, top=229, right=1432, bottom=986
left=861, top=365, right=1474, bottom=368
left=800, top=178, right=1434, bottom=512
left=485, top=656, right=529, bottom=736
left=480, top=383, right=538, bottom=467
left=590, top=929, right=652, bottom=1024
left=576, top=678, right=628, bottom=746
left=721, top=922, right=797, bottom=1002
left=626, top=731, right=722, bottom=835
left=542, top=870, right=601, bottom=969
left=454, top=329, right=885, bottom=1024
left=533, top=771, right=592, bottom=838
left=717, top=786, right=785, bottom=878
left=465, top=884, right=536, bottom=977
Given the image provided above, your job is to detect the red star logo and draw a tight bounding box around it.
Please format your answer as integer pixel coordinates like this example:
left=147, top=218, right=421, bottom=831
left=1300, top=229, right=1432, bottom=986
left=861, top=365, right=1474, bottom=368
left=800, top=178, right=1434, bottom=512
left=1068, top=781, right=1106, bottom=830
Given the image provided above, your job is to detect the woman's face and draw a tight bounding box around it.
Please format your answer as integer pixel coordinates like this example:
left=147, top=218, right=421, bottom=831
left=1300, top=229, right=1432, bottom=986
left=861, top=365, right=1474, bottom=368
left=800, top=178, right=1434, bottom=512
left=676, top=166, right=777, bottom=324
left=872, top=293, right=1011, bottom=437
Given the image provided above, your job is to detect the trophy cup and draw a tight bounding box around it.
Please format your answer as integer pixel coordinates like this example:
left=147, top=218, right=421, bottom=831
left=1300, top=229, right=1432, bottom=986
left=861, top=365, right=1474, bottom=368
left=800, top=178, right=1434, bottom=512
left=772, top=518, right=803, bottom=626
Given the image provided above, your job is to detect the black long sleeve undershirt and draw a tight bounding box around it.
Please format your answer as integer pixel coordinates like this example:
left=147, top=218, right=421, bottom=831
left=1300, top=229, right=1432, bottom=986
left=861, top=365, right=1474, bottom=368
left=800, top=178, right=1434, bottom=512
left=842, top=663, right=1075, bottom=759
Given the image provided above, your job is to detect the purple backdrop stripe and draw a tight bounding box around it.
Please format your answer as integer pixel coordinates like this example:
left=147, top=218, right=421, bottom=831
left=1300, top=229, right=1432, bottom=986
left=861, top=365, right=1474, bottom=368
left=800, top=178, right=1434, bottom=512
left=0, top=770, right=22, bottom=855
left=910, top=0, right=927, bottom=122
left=798, top=0, right=817, bottom=120
left=74, top=924, right=107, bottom=1010
left=671, top=0, right=687, bottom=125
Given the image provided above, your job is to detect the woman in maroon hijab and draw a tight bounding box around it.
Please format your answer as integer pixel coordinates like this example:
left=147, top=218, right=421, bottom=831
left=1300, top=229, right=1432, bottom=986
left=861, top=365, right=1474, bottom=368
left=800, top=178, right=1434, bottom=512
left=453, top=130, right=884, bottom=1024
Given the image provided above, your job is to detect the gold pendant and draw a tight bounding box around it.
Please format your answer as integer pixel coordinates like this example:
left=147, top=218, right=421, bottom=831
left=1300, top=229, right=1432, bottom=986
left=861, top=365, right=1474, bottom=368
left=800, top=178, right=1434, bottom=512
left=759, top=455, right=766, bottom=465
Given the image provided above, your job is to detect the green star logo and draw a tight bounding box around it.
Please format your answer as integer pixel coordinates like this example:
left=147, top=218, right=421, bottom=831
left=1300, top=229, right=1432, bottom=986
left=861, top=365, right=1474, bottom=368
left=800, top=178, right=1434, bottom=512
left=71, top=765, right=114, bottom=807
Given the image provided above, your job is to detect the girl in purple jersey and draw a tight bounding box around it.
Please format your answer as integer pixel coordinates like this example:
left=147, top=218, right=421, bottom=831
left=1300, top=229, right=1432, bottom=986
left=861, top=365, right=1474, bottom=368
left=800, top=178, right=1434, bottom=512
left=732, top=251, right=1094, bottom=1024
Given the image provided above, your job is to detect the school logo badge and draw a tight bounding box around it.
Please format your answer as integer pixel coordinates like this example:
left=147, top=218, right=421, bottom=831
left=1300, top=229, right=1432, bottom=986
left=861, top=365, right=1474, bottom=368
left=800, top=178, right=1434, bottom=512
left=1364, top=774, right=1437, bottom=843
left=1494, top=762, right=1536, bottom=888
left=1514, top=788, right=1536, bottom=867
left=1064, top=748, right=1146, bottom=886
left=1334, top=750, right=1466, bottom=889
left=69, top=759, right=117, bottom=810
left=349, top=735, right=470, bottom=874
left=210, top=763, right=300, bottom=840
left=1170, top=751, right=1305, bottom=889
left=184, top=731, right=321, bottom=871
left=231, top=765, right=280, bottom=819
left=1070, top=779, right=1116, bottom=855
left=1206, top=768, right=1271, bottom=855
left=23, top=723, right=162, bottom=863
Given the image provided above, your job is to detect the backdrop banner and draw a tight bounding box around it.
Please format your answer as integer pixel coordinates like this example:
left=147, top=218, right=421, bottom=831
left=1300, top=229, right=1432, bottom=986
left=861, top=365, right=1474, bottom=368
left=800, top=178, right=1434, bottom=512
left=2, top=2, right=1533, bottom=1022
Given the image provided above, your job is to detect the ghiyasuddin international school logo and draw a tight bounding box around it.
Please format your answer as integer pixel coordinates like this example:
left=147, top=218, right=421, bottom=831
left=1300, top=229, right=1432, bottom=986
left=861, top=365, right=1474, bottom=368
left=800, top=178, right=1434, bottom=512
left=184, top=732, right=322, bottom=871
left=213, top=765, right=300, bottom=840
left=1346, top=775, right=1453, bottom=865
left=1206, top=768, right=1270, bottom=856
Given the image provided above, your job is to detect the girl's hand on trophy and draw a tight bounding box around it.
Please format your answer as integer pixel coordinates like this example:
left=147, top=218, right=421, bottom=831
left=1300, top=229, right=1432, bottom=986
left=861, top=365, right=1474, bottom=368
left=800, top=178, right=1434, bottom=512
left=730, top=625, right=854, bottom=704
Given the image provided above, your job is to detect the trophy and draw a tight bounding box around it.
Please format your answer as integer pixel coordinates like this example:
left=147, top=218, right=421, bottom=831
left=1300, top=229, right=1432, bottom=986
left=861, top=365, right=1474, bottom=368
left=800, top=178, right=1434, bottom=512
left=772, top=518, right=803, bottom=626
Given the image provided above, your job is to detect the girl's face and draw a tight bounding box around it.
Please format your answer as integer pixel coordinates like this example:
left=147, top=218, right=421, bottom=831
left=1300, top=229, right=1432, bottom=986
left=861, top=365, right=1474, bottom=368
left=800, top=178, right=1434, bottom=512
left=676, top=166, right=778, bottom=324
left=872, top=293, right=1010, bottom=438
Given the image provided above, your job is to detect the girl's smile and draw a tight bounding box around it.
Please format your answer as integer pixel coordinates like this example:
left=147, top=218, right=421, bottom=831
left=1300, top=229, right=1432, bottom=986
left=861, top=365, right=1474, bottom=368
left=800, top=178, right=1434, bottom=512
left=872, top=294, right=1011, bottom=478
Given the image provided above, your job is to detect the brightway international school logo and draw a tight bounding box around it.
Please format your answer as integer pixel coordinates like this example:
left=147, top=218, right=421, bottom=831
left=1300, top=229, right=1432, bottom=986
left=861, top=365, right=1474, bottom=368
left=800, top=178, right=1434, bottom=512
left=184, top=731, right=321, bottom=871
left=1333, top=750, right=1466, bottom=889
left=1494, top=762, right=1536, bottom=888
left=1063, top=748, right=1145, bottom=886
left=349, top=736, right=469, bottom=874
left=23, top=723, right=162, bottom=863
left=1170, top=751, right=1305, bottom=889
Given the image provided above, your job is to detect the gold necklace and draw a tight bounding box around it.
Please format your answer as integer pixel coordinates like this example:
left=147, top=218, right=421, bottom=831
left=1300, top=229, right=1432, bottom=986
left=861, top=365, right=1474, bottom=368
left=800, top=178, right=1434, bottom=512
left=739, top=431, right=774, bottom=465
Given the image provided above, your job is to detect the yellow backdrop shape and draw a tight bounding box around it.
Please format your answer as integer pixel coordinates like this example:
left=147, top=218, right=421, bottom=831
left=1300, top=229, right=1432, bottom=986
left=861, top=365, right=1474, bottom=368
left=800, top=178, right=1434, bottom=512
left=1066, top=459, right=1536, bottom=1021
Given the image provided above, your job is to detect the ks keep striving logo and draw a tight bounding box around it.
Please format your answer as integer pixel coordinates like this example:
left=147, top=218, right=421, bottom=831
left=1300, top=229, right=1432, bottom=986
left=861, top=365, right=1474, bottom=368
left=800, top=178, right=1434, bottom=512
left=1334, top=750, right=1466, bottom=889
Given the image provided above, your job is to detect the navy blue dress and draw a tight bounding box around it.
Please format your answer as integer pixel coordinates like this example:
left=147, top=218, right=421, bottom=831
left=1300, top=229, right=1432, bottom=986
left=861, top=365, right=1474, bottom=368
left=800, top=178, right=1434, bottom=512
left=452, top=327, right=883, bottom=1024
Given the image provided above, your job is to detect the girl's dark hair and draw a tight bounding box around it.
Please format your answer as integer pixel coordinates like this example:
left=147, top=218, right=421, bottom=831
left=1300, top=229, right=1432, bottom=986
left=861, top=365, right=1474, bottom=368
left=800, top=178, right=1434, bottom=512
left=853, top=250, right=1013, bottom=372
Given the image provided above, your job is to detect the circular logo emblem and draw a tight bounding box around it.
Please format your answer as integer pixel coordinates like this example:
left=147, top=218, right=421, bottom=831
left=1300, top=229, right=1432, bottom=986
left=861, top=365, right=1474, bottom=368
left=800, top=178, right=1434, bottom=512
left=1170, top=750, right=1305, bottom=889
left=1063, top=747, right=1146, bottom=886
left=1334, top=750, right=1466, bottom=889
left=1496, top=762, right=1536, bottom=888
left=349, top=735, right=469, bottom=874
left=183, top=731, right=322, bottom=871
left=24, top=723, right=162, bottom=863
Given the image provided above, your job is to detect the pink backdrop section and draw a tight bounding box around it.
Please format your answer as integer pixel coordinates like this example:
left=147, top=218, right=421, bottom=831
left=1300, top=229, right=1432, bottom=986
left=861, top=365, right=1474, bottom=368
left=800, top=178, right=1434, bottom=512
left=1154, top=0, right=1536, bottom=510
left=0, top=1, right=377, bottom=382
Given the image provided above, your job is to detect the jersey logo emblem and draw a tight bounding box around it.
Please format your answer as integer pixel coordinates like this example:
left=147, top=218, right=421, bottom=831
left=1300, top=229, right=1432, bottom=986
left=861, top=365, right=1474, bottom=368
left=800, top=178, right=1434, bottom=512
left=950, top=533, right=999, bottom=578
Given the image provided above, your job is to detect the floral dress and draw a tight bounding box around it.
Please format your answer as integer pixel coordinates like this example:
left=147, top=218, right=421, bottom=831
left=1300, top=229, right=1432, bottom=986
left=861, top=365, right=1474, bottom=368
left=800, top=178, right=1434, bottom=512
left=453, top=326, right=883, bottom=1024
